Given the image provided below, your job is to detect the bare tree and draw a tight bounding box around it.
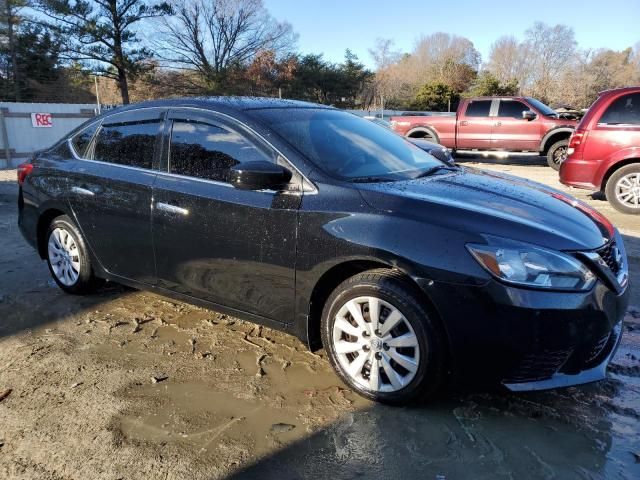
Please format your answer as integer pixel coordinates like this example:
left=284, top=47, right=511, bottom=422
left=368, top=38, right=401, bottom=110
left=157, top=0, right=296, bottom=88
left=524, top=22, right=577, bottom=101
left=486, top=35, right=530, bottom=92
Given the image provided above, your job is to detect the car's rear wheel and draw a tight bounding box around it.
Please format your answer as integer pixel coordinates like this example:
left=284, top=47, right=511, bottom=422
left=46, top=215, right=100, bottom=294
left=321, top=269, right=445, bottom=405
left=605, top=164, right=640, bottom=214
left=547, top=139, right=568, bottom=170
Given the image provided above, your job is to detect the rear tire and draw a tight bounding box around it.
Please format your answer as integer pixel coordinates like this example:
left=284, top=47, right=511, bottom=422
left=321, top=269, right=445, bottom=405
left=546, top=139, right=568, bottom=170
left=605, top=163, right=640, bottom=214
left=46, top=215, right=100, bottom=294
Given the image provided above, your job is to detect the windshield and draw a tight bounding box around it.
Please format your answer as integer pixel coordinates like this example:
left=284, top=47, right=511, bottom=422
left=525, top=97, right=558, bottom=117
left=248, top=108, right=444, bottom=181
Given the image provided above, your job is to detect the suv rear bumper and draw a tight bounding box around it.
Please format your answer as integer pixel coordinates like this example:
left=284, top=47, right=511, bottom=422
left=559, top=157, right=601, bottom=190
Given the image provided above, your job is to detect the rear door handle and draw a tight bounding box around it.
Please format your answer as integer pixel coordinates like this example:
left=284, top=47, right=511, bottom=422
left=494, top=121, right=502, bottom=126
left=459, top=121, right=469, bottom=126
left=156, top=202, right=189, bottom=216
left=71, top=186, right=95, bottom=197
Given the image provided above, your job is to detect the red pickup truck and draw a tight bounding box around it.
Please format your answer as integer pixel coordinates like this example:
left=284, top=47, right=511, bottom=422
left=390, top=96, right=576, bottom=169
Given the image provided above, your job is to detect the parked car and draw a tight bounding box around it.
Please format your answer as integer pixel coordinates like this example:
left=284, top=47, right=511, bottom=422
left=17, top=98, right=629, bottom=405
left=560, top=87, right=640, bottom=214
left=390, top=96, right=576, bottom=170
left=365, top=116, right=454, bottom=164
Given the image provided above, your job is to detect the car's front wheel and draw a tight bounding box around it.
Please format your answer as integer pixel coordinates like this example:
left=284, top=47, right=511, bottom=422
left=605, top=163, right=640, bottom=214
left=321, top=269, right=445, bottom=405
left=46, top=215, right=100, bottom=294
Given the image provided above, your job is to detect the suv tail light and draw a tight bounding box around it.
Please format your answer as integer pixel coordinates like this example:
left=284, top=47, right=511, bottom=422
left=17, top=162, right=33, bottom=186
left=567, top=129, right=587, bottom=157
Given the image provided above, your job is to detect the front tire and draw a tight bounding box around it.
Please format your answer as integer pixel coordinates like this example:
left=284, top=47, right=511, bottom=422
left=605, top=164, right=640, bottom=214
left=46, top=215, right=100, bottom=294
left=321, top=270, right=445, bottom=405
left=546, top=139, right=568, bottom=170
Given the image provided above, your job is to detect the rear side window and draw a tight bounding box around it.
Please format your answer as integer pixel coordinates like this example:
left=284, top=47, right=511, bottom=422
left=93, top=119, right=162, bottom=169
left=169, top=120, right=274, bottom=182
left=464, top=100, right=492, bottom=117
left=70, top=122, right=99, bottom=158
left=599, top=93, right=640, bottom=125
left=497, top=101, right=529, bottom=119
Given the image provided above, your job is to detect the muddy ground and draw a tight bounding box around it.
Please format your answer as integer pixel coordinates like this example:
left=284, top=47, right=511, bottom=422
left=0, top=159, right=639, bottom=480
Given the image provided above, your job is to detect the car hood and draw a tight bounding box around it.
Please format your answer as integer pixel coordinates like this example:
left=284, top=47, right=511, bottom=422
left=357, top=166, right=614, bottom=251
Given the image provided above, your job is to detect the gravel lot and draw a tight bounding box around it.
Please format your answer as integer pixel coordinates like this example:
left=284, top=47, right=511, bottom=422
left=0, top=159, right=639, bottom=480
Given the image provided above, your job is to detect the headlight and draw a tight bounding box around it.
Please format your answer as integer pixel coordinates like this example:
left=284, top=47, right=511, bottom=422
left=467, top=240, right=596, bottom=291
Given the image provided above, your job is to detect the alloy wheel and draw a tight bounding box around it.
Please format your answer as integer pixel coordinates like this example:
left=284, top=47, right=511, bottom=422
left=331, top=296, right=420, bottom=392
left=48, top=227, right=81, bottom=286
left=553, top=145, right=567, bottom=165
left=614, top=172, right=640, bottom=209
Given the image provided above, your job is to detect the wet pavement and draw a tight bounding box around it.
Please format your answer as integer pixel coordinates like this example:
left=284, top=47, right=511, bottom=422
left=0, top=162, right=639, bottom=479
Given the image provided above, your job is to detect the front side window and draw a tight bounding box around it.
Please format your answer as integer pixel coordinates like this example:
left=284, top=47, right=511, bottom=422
left=93, top=119, right=162, bottom=169
left=497, top=101, right=529, bottom=119
left=169, top=120, right=274, bottom=182
left=599, top=93, right=640, bottom=125
left=464, top=100, right=492, bottom=117
left=70, top=122, right=100, bottom=158
left=247, top=108, right=444, bottom=181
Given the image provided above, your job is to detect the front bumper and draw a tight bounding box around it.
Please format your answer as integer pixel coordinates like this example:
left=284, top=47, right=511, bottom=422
left=503, top=319, right=623, bottom=391
left=421, top=268, right=630, bottom=391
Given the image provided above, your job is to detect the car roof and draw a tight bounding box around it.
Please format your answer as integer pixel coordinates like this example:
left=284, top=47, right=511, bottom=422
left=102, top=96, right=333, bottom=116
left=598, top=86, right=640, bottom=97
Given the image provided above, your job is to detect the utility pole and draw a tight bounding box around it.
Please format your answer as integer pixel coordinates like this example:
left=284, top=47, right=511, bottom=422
left=94, top=76, right=101, bottom=114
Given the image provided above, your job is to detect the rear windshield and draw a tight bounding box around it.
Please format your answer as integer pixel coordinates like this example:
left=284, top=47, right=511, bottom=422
left=247, top=108, right=443, bottom=181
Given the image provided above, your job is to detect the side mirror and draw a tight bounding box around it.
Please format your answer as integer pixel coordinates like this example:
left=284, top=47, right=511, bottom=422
left=522, top=110, right=537, bottom=121
left=228, top=161, right=292, bottom=191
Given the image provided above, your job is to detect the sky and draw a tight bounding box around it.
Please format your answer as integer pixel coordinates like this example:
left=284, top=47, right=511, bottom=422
left=264, top=0, right=640, bottom=68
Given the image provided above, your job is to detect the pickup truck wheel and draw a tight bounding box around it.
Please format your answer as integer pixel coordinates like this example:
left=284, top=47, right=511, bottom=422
left=546, top=139, right=568, bottom=170
left=321, top=269, right=445, bottom=405
left=605, top=164, right=640, bottom=214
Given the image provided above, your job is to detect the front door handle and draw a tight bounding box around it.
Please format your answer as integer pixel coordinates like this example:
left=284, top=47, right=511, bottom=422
left=71, top=186, right=95, bottom=197
left=156, top=202, right=189, bottom=216
left=459, top=120, right=469, bottom=126
left=494, top=121, right=502, bottom=126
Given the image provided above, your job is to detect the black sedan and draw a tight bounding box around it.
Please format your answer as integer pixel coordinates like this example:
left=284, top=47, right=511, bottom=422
left=17, top=97, right=629, bottom=404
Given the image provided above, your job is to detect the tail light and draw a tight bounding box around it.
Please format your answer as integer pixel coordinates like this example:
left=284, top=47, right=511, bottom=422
left=17, top=162, right=33, bottom=186
left=567, top=129, right=587, bottom=157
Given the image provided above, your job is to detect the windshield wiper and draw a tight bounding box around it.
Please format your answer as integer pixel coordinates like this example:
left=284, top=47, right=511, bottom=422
left=350, top=176, right=395, bottom=183
left=414, top=164, right=459, bottom=179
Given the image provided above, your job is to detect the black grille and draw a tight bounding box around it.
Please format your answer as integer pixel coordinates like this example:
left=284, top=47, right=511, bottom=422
left=585, top=333, right=610, bottom=363
left=596, top=240, right=621, bottom=275
left=504, top=348, right=573, bottom=383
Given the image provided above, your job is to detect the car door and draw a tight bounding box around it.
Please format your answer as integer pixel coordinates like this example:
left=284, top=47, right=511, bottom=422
left=152, top=108, right=300, bottom=323
left=66, top=108, right=164, bottom=284
left=491, top=99, right=543, bottom=151
left=456, top=99, right=494, bottom=149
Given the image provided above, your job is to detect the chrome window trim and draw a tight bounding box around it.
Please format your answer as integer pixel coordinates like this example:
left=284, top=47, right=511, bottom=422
left=167, top=106, right=318, bottom=194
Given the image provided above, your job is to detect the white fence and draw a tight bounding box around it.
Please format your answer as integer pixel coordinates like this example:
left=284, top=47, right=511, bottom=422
left=0, top=102, right=98, bottom=169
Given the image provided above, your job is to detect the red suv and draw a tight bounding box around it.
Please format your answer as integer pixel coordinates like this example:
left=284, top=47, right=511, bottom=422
left=560, top=87, right=640, bottom=214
